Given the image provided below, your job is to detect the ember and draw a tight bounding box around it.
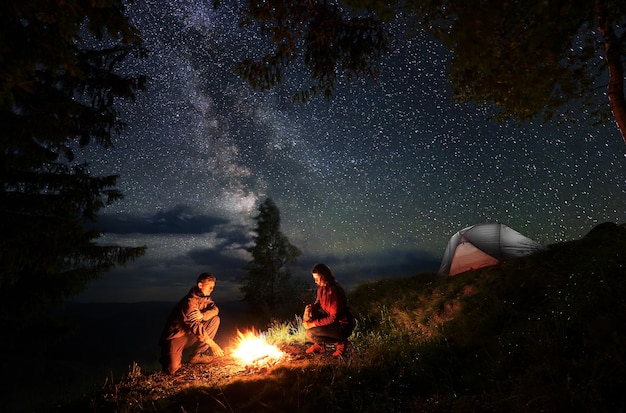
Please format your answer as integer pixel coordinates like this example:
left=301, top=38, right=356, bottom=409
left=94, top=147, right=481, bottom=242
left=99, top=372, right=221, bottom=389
left=231, top=329, right=284, bottom=366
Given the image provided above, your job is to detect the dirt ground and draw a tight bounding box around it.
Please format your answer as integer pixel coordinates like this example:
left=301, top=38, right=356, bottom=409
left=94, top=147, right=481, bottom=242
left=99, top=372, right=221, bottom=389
left=133, top=342, right=344, bottom=400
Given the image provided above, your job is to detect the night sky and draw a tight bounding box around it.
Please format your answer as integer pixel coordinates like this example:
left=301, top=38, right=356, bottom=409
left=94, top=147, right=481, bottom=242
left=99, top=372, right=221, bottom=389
left=74, top=0, right=626, bottom=303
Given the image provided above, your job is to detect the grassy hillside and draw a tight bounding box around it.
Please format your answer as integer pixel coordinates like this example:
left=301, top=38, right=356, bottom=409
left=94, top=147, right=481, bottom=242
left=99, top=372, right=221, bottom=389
left=348, top=221, right=626, bottom=412
left=43, top=223, right=626, bottom=412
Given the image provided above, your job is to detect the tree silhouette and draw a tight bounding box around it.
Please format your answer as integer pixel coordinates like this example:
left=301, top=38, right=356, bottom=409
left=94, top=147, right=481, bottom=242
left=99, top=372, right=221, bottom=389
left=219, top=0, right=626, bottom=144
left=0, top=0, right=146, bottom=359
left=418, top=0, right=626, bottom=144
left=241, top=198, right=304, bottom=316
left=216, top=0, right=389, bottom=102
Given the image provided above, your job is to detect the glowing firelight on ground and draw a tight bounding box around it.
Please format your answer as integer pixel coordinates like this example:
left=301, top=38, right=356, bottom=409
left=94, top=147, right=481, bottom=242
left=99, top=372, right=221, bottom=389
left=231, top=329, right=284, bottom=366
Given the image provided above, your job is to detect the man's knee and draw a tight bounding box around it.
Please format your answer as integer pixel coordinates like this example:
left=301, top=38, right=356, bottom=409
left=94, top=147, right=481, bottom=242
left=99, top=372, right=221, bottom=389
left=306, top=327, right=318, bottom=343
left=205, top=315, right=220, bottom=337
left=209, top=315, right=220, bottom=327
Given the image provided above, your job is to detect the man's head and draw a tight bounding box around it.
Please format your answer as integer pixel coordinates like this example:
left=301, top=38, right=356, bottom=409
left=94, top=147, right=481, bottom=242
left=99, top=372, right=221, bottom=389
left=197, top=272, right=216, bottom=296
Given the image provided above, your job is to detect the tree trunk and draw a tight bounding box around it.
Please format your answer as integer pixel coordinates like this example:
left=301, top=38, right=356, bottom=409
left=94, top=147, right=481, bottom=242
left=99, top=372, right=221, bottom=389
left=596, top=0, right=626, bottom=145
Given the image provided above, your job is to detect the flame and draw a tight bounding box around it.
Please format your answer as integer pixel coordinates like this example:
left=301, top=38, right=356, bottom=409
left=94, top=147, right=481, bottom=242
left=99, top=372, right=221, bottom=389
left=231, top=329, right=284, bottom=366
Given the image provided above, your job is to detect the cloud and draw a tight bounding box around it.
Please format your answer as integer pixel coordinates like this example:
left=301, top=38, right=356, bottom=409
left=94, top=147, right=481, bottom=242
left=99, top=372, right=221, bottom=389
left=96, top=205, right=230, bottom=234
left=187, top=245, right=250, bottom=277
left=77, top=221, right=442, bottom=303
left=79, top=205, right=440, bottom=303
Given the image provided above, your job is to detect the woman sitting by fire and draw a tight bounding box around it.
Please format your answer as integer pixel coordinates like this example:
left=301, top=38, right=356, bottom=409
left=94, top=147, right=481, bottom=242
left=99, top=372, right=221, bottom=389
left=302, top=263, right=356, bottom=357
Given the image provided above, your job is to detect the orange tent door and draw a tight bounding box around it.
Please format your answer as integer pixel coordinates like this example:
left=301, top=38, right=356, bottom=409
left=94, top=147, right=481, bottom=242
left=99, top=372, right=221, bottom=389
left=449, top=242, right=500, bottom=276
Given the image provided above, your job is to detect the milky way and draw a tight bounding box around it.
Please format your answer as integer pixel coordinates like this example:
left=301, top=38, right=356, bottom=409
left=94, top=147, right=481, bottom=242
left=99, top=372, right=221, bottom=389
left=75, top=0, right=626, bottom=303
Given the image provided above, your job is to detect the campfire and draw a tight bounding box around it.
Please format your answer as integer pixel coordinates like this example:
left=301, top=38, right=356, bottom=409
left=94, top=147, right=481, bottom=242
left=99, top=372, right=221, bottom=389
left=231, top=329, right=284, bottom=367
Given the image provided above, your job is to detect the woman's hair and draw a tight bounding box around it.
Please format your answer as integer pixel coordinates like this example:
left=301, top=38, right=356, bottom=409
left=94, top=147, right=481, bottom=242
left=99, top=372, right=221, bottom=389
left=197, top=272, right=216, bottom=284
left=311, top=263, right=336, bottom=284
left=311, top=263, right=348, bottom=305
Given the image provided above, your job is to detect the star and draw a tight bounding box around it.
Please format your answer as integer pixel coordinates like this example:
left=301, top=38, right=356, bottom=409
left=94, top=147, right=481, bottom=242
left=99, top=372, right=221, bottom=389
left=74, top=0, right=626, bottom=303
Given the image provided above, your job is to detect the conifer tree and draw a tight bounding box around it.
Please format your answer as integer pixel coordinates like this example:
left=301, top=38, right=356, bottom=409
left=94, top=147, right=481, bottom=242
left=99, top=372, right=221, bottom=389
left=0, top=0, right=146, bottom=356
left=241, top=198, right=304, bottom=315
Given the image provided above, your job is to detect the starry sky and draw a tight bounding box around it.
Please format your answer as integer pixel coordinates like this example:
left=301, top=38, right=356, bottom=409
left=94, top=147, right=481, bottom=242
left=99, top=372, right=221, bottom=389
left=73, top=0, right=626, bottom=303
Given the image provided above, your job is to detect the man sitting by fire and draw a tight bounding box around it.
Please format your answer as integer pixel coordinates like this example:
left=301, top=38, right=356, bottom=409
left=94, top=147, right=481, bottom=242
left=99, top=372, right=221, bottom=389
left=302, top=263, right=356, bottom=357
left=159, top=272, right=225, bottom=375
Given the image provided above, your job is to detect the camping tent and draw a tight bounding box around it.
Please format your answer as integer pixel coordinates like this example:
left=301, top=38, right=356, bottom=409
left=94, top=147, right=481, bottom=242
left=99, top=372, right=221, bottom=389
left=438, top=222, right=545, bottom=276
